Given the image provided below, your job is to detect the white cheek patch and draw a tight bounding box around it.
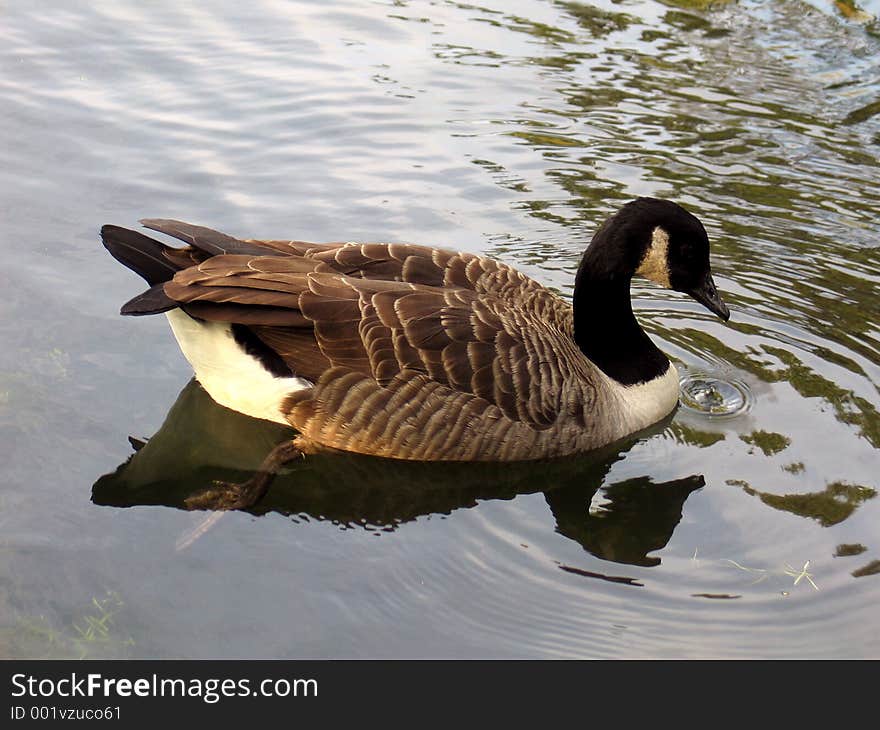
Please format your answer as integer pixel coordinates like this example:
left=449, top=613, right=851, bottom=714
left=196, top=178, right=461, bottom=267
left=636, top=226, right=671, bottom=288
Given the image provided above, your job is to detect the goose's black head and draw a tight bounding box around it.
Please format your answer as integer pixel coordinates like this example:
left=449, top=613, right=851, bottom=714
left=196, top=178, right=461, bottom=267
left=577, top=197, right=729, bottom=320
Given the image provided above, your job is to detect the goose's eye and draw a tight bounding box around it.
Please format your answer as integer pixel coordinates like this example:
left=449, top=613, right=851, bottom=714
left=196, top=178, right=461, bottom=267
left=676, top=244, right=701, bottom=270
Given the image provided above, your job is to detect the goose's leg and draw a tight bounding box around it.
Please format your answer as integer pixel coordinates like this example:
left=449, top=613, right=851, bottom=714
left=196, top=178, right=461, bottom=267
left=184, top=438, right=306, bottom=511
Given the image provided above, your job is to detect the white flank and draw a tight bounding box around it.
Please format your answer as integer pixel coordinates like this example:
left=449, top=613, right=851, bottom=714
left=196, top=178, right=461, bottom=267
left=165, top=309, right=312, bottom=425
left=602, top=361, right=680, bottom=437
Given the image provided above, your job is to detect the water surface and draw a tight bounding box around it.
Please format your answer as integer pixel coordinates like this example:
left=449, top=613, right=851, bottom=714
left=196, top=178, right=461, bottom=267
left=1, top=0, right=879, bottom=658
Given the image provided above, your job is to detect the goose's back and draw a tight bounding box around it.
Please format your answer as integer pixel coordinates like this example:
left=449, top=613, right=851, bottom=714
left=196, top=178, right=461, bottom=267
left=158, top=233, right=620, bottom=460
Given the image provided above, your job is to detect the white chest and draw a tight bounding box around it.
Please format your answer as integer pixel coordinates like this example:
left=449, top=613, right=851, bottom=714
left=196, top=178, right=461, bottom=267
left=601, top=361, right=680, bottom=437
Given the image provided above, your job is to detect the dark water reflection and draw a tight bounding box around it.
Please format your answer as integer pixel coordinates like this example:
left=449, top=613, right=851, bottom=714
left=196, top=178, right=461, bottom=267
left=1, top=0, right=879, bottom=658
left=93, top=381, right=703, bottom=569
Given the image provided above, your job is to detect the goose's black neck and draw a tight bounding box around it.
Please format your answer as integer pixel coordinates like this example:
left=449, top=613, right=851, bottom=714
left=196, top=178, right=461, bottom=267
left=572, top=255, right=669, bottom=387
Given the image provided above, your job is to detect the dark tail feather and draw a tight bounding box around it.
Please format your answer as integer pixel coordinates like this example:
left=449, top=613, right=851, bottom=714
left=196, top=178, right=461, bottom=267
left=139, top=218, right=272, bottom=257
left=101, top=225, right=180, bottom=286
left=102, top=225, right=181, bottom=316
left=120, top=282, right=178, bottom=316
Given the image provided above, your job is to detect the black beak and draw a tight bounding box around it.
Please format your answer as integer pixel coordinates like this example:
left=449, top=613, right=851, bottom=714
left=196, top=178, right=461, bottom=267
left=688, top=273, right=730, bottom=321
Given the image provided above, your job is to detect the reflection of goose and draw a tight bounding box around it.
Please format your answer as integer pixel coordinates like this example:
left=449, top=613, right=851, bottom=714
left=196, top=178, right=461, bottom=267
left=101, top=198, right=727, bottom=508
left=92, top=380, right=704, bottom=567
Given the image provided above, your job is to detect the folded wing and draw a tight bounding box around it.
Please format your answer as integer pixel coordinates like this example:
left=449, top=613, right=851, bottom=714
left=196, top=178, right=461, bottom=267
left=162, top=253, right=571, bottom=430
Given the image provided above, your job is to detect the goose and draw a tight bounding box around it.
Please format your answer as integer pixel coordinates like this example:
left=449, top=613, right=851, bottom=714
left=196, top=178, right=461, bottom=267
left=101, top=197, right=729, bottom=509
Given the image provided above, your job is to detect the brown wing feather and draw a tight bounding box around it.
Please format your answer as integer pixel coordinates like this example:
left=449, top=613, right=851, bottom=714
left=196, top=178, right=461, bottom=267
left=152, top=228, right=593, bottom=459
left=160, top=251, right=576, bottom=426
left=138, top=217, right=556, bottom=306
left=250, top=325, right=331, bottom=382
left=140, top=219, right=274, bottom=257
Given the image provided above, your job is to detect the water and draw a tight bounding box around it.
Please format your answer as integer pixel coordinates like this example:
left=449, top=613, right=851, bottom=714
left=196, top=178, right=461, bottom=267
left=1, top=0, right=879, bottom=658
left=679, top=374, right=751, bottom=417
